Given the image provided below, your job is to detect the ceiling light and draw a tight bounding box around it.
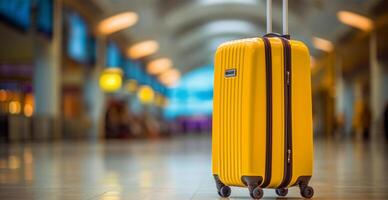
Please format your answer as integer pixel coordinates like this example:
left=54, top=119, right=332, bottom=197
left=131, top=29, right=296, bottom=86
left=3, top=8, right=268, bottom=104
left=159, top=69, right=180, bottom=87
left=128, top=40, right=159, bottom=59
left=312, top=37, right=334, bottom=52
left=147, top=58, right=173, bottom=75
left=137, top=85, right=155, bottom=104
left=98, top=12, right=138, bottom=35
left=337, top=11, right=373, bottom=31
left=99, top=68, right=123, bottom=92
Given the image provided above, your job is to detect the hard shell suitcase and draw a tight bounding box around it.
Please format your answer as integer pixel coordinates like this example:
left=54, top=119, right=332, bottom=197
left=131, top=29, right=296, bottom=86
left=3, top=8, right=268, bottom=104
left=212, top=0, right=314, bottom=199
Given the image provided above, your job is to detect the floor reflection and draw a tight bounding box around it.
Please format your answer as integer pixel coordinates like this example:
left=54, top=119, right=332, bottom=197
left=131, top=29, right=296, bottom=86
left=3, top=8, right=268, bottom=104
left=0, top=134, right=388, bottom=199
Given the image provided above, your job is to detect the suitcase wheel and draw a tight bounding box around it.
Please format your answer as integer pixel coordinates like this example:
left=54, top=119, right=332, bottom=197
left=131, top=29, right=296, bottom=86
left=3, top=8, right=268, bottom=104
left=250, top=187, right=263, bottom=199
left=300, top=185, right=314, bottom=199
left=218, top=186, right=231, bottom=198
left=275, top=188, right=288, bottom=197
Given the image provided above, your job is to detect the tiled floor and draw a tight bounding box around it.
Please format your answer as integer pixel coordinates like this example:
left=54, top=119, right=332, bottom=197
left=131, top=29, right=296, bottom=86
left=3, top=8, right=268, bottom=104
left=0, top=134, right=388, bottom=199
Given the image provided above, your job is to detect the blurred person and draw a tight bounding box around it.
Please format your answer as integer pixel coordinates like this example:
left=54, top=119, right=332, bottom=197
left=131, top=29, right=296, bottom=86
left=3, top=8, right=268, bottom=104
left=334, top=113, right=345, bottom=139
left=167, top=119, right=181, bottom=136
left=158, top=118, right=170, bottom=137
left=148, top=115, right=161, bottom=138
left=105, top=102, right=135, bottom=139
left=128, top=115, right=144, bottom=138
left=118, top=104, right=131, bottom=139
left=142, top=112, right=161, bottom=138
left=150, top=114, right=167, bottom=137
left=384, top=102, right=388, bottom=141
left=361, top=103, right=372, bottom=140
left=105, top=103, right=121, bottom=139
left=63, top=102, right=92, bottom=139
left=78, top=105, right=92, bottom=138
left=353, top=100, right=364, bottom=140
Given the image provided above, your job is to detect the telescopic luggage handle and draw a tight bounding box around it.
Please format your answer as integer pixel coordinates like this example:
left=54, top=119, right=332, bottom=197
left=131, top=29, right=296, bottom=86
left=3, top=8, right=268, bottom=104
left=265, top=0, right=289, bottom=38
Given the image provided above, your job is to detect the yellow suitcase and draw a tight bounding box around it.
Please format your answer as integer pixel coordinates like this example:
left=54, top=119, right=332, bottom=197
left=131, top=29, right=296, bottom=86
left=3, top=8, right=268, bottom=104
left=212, top=0, right=314, bottom=199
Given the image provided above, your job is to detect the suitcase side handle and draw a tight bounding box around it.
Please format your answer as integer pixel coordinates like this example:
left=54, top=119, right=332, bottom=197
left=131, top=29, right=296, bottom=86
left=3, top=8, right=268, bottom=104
left=266, top=0, right=288, bottom=35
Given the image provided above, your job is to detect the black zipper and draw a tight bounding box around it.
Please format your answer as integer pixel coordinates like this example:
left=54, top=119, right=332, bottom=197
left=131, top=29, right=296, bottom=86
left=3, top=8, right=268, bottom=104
left=261, top=37, right=272, bottom=188
left=278, top=37, right=293, bottom=189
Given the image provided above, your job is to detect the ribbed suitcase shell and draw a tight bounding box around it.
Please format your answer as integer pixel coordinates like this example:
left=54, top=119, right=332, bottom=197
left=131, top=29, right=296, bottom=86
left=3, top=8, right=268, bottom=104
left=212, top=37, right=313, bottom=189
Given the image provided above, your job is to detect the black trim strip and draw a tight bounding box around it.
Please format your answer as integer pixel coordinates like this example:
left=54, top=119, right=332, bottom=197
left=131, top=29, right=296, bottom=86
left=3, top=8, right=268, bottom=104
left=261, top=37, right=272, bottom=188
left=278, top=37, right=293, bottom=189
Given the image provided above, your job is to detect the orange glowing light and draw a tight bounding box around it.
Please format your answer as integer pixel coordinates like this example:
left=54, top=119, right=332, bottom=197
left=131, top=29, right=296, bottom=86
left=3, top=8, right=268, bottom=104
left=337, top=11, right=373, bottom=31
left=9, top=101, right=21, bottom=114
left=147, top=58, right=172, bottom=75
left=312, top=37, right=334, bottom=52
left=158, top=68, right=180, bottom=87
left=24, top=104, right=34, bottom=117
left=0, top=90, right=7, bottom=101
left=128, top=40, right=159, bottom=59
left=98, top=12, right=138, bottom=35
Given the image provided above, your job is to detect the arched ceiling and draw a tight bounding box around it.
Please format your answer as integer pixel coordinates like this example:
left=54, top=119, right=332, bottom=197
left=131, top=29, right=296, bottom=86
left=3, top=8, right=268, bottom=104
left=91, top=0, right=383, bottom=74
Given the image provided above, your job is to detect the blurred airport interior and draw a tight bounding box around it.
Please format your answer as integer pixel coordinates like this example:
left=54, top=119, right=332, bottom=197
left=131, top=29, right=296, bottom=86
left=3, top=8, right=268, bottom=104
left=0, top=0, right=388, bottom=199
left=0, top=0, right=386, bottom=142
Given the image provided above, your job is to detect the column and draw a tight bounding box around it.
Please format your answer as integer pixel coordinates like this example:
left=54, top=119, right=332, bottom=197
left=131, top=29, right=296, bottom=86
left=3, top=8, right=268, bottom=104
left=342, top=79, right=354, bottom=136
left=33, top=0, right=62, bottom=140
left=334, top=54, right=355, bottom=136
left=370, top=32, right=387, bottom=138
left=334, top=54, right=344, bottom=133
left=84, top=36, right=106, bottom=140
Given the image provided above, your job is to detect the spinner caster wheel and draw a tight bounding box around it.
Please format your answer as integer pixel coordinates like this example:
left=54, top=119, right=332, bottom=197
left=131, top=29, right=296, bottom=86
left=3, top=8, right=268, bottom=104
left=250, top=187, right=264, bottom=199
left=300, top=186, right=314, bottom=199
left=218, top=186, right=231, bottom=198
left=275, top=188, right=288, bottom=197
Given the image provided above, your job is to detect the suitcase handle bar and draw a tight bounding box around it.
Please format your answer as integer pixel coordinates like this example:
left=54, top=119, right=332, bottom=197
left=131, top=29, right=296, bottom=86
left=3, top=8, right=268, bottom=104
left=263, top=33, right=290, bottom=40
left=266, top=0, right=288, bottom=35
